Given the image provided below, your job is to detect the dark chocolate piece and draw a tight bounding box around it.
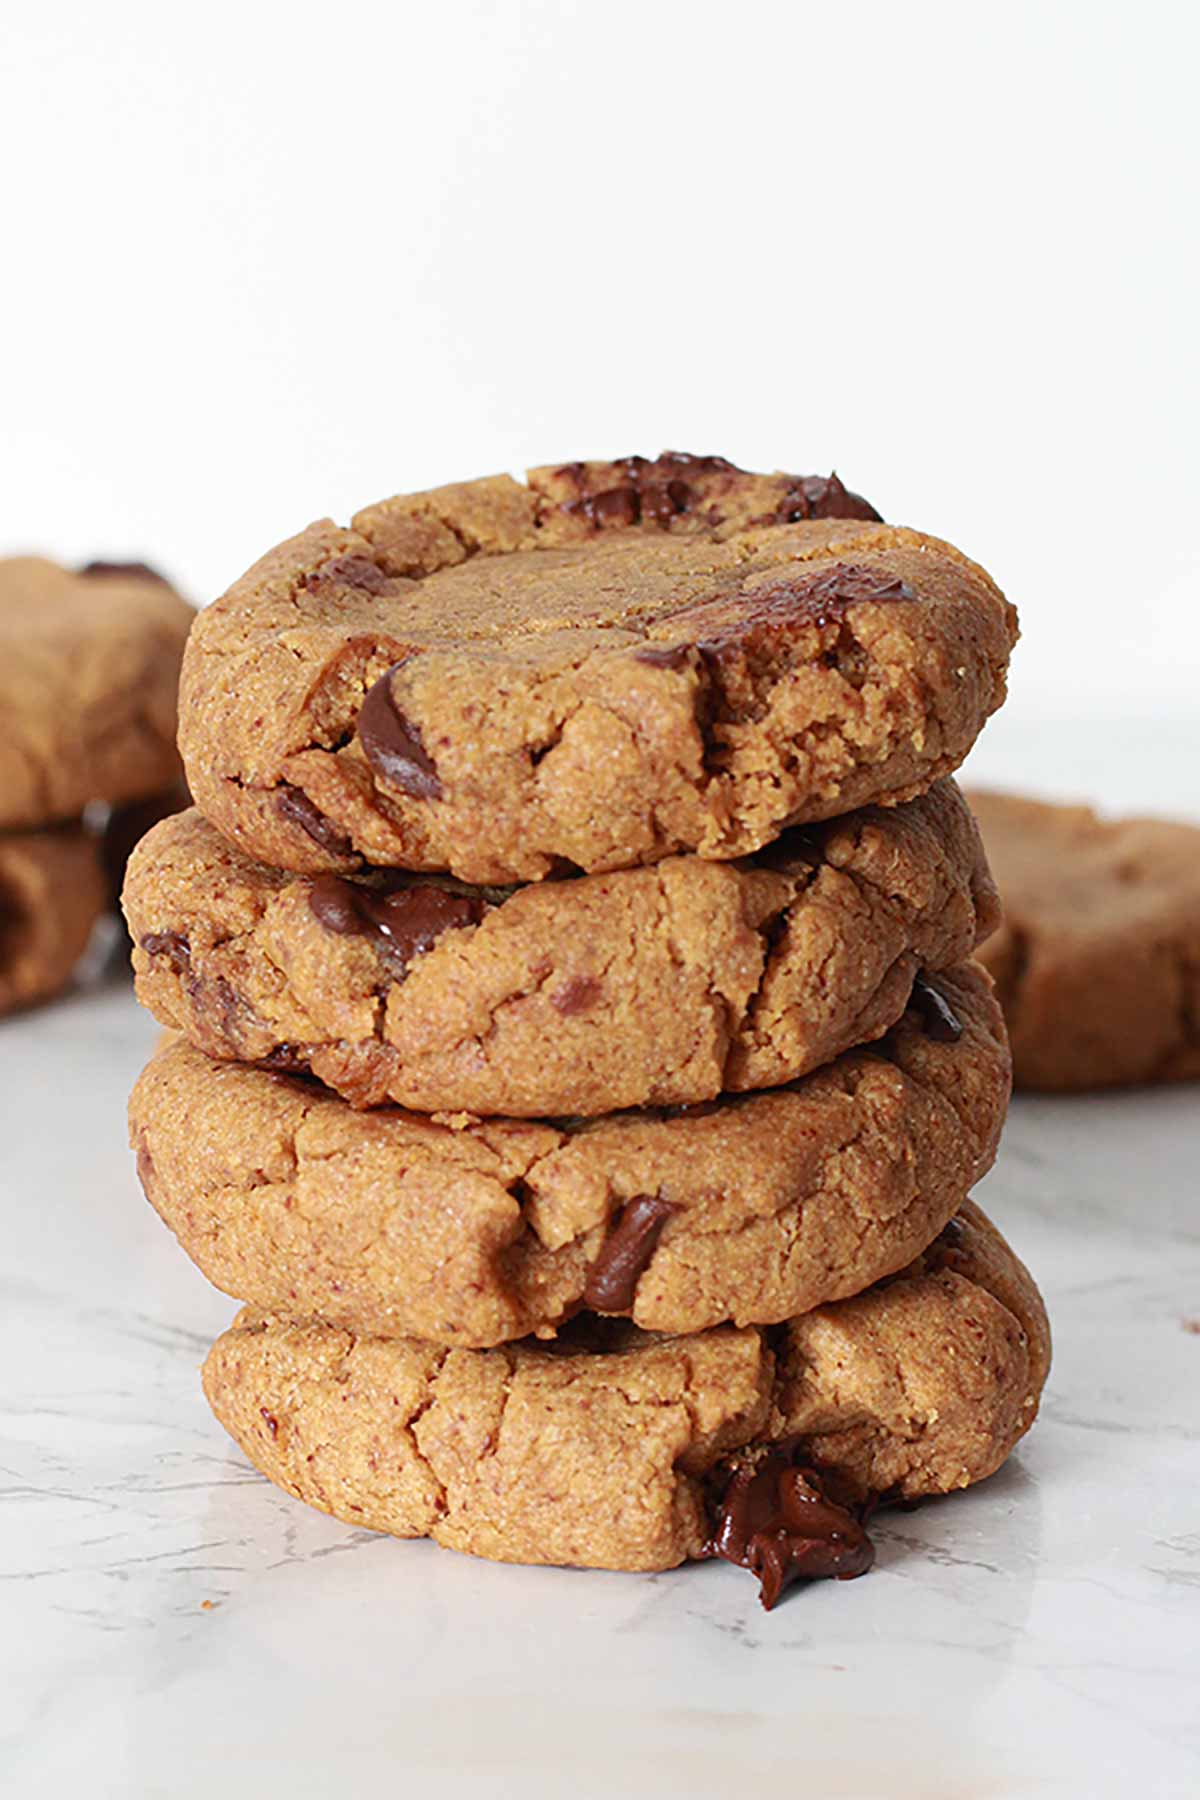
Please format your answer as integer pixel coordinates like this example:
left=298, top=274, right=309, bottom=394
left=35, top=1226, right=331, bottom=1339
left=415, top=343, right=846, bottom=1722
left=583, top=1195, right=676, bottom=1312
left=275, top=785, right=355, bottom=858
left=140, top=930, right=191, bottom=974
left=710, top=1442, right=876, bottom=1609
left=550, top=974, right=602, bottom=1016
left=773, top=473, right=882, bottom=524
left=308, top=873, right=484, bottom=969
left=697, top=563, right=916, bottom=670
left=358, top=670, right=443, bottom=800
left=908, top=973, right=963, bottom=1043
left=303, top=555, right=393, bottom=595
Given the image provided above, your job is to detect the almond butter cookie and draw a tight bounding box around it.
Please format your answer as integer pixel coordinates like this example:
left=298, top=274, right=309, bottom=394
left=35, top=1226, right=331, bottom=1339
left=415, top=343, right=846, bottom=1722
left=130, top=961, right=1008, bottom=1345
left=0, top=557, right=193, bottom=829
left=124, top=781, right=997, bottom=1116
left=202, top=1200, right=1049, bottom=1604
left=178, top=454, right=1016, bottom=883
left=970, top=791, right=1200, bottom=1089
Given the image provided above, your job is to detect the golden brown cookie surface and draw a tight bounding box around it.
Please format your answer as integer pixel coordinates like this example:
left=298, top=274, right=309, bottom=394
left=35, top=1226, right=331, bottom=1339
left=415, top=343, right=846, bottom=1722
left=0, top=557, right=193, bottom=829
left=202, top=1201, right=1049, bottom=1586
left=178, top=454, right=1016, bottom=883
left=0, top=827, right=108, bottom=1016
left=970, top=791, right=1200, bottom=1089
left=130, top=962, right=1009, bottom=1345
left=123, top=782, right=997, bottom=1117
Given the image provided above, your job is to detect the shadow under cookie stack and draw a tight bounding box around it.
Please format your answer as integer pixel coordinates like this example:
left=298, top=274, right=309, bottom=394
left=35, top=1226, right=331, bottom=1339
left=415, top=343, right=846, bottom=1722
left=124, top=454, right=1050, bottom=1610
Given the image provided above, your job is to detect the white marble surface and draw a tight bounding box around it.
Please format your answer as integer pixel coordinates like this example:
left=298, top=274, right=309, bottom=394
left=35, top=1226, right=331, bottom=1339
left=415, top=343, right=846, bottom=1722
left=4, top=723, right=1200, bottom=1798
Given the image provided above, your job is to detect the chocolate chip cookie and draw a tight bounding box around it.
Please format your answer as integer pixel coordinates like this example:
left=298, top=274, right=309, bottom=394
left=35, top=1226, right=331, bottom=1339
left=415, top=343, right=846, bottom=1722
left=202, top=1200, right=1049, bottom=1600
left=178, top=454, right=1017, bottom=883
left=0, top=827, right=108, bottom=1016
left=123, top=780, right=998, bottom=1117
left=0, top=557, right=193, bottom=830
left=970, top=791, right=1200, bottom=1089
left=130, top=961, right=1008, bottom=1344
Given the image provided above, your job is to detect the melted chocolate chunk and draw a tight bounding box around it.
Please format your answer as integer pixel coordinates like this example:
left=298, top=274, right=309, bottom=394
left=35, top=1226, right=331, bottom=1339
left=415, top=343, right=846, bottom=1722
left=709, top=1442, right=876, bottom=1609
left=79, top=559, right=168, bottom=583
left=304, top=554, right=393, bottom=594
left=550, top=974, right=602, bottom=1016
left=773, top=473, right=881, bottom=525
left=908, top=973, right=963, bottom=1043
left=140, top=930, right=191, bottom=974
left=583, top=1195, right=676, bottom=1312
left=308, top=873, right=484, bottom=969
left=275, top=785, right=355, bottom=857
left=358, top=669, right=443, bottom=800
left=259, top=1408, right=279, bottom=1438
left=697, top=562, right=916, bottom=669
left=561, top=452, right=739, bottom=531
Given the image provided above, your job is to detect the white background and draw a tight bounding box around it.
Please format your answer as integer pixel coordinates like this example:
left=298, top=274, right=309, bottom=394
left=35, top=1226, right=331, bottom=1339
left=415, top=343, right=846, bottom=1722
left=2, top=1, right=1197, bottom=738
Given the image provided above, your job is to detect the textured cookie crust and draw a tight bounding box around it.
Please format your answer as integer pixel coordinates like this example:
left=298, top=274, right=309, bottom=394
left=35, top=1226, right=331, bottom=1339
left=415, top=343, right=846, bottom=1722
left=178, top=454, right=1017, bottom=883
left=0, top=558, right=193, bottom=829
left=971, top=791, right=1200, bottom=1089
left=130, top=963, right=1009, bottom=1344
left=202, top=1201, right=1049, bottom=1575
left=124, top=782, right=998, bottom=1117
left=0, top=827, right=107, bottom=1016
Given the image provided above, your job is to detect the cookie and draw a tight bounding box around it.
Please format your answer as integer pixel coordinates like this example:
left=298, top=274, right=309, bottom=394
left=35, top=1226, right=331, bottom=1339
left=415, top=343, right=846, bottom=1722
left=0, top=827, right=108, bottom=1016
left=0, top=557, right=193, bottom=830
left=177, top=453, right=1017, bottom=883
left=130, top=961, right=1008, bottom=1345
left=202, top=1200, right=1049, bottom=1600
left=970, top=791, right=1200, bottom=1089
left=123, top=780, right=998, bottom=1117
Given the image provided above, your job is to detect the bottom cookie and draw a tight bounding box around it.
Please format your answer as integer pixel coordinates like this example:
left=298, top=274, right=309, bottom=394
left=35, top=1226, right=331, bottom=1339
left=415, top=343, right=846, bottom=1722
left=0, top=827, right=107, bottom=1016
left=203, top=1200, right=1050, bottom=1606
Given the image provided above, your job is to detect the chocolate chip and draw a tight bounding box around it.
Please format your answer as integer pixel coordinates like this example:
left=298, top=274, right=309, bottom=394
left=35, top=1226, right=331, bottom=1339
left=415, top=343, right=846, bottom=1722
left=140, top=930, right=191, bottom=974
left=260, top=1408, right=279, bottom=1438
left=709, top=1442, right=876, bottom=1609
left=358, top=669, right=443, bottom=801
left=908, top=973, right=963, bottom=1043
left=550, top=974, right=602, bottom=1016
left=774, top=473, right=882, bottom=525
left=583, top=1195, right=676, bottom=1312
left=697, top=562, right=917, bottom=668
left=303, top=555, right=393, bottom=595
left=579, top=486, right=642, bottom=528
left=634, top=644, right=692, bottom=671
left=308, top=873, right=484, bottom=970
left=79, top=559, right=168, bottom=583
left=275, top=785, right=355, bottom=857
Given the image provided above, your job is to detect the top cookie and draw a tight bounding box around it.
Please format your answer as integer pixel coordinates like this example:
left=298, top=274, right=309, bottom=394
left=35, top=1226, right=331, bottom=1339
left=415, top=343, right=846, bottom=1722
left=0, top=557, right=194, bottom=830
left=180, top=454, right=1017, bottom=883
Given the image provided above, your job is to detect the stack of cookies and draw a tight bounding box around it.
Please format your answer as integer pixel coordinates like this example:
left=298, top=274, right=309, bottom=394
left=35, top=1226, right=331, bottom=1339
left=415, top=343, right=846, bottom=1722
left=124, top=454, right=1050, bottom=1608
left=0, top=557, right=191, bottom=1017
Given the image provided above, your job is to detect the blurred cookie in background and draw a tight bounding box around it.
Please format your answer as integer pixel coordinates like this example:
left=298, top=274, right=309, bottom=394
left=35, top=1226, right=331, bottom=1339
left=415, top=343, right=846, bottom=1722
left=969, top=790, right=1200, bottom=1090
left=0, top=827, right=108, bottom=1016
left=0, top=556, right=193, bottom=1015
